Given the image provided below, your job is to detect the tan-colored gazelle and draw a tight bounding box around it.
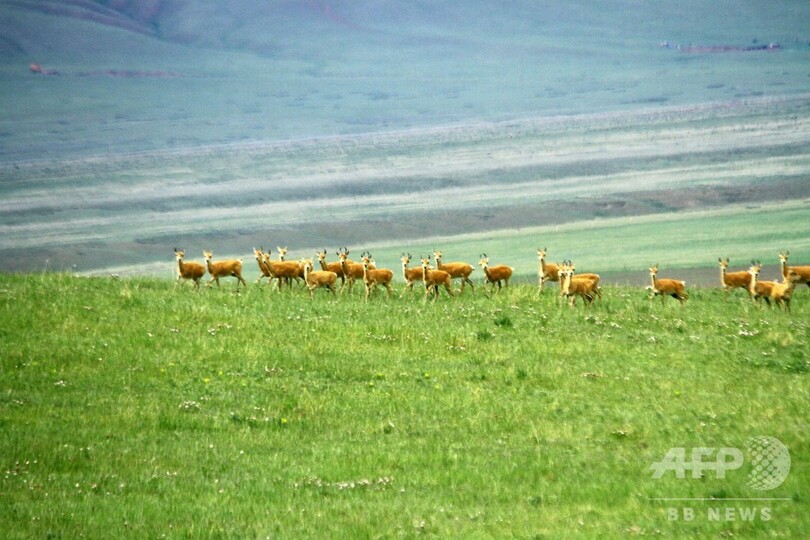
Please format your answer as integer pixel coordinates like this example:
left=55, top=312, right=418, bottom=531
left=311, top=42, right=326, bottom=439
left=253, top=247, right=275, bottom=285
left=771, top=269, right=802, bottom=312
left=337, top=247, right=373, bottom=294
left=174, top=248, right=206, bottom=288
left=648, top=264, right=687, bottom=305
left=537, top=247, right=559, bottom=292
left=718, top=257, right=752, bottom=297
left=203, top=250, right=247, bottom=288
left=400, top=253, right=426, bottom=297
left=360, top=252, right=394, bottom=301
left=478, top=254, right=513, bottom=294
left=778, top=250, right=810, bottom=291
left=300, top=258, right=338, bottom=300
left=316, top=249, right=348, bottom=287
left=432, top=249, right=475, bottom=294
left=558, top=260, right=600, bottom=306
left=420, top=255, right=454, bottom=300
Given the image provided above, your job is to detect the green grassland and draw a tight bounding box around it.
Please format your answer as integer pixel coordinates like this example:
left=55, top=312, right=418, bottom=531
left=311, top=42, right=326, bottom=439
left=0, top=272, right=808, bottom=538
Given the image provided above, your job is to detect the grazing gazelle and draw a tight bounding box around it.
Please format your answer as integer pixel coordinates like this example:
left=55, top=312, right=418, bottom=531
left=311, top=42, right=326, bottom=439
left=648, top=264, right=687, bottom=305
left=203, top=250, right=247, bottom=288
left=174, top=248, right=205, bottom=288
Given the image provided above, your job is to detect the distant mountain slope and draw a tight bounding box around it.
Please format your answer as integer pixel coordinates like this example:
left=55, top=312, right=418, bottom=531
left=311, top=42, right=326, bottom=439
left=2, top=0, right=810, bottom=162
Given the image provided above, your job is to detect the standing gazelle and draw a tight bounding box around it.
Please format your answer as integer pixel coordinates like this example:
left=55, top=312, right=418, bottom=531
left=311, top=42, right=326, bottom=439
left=478, top=254, right=513, bottom=294
left=316, top=249, right=348, bottom=287
left=400, top=253, right=426, bottom=297
left=648, top=264, right=687, bottom=305
left=360, top=252, right=393, bottom=301
left=778, top=251, right=810, bottom=291
left=300, top=258, right=338, bottom=300
left=718, top=257, right=752, bottom=297
left=420, top=255, right=454, bottom=300
left=203, top=250, right=247, bottom=288
left=174, top=248, right=206, bottom=288
left=432, top=250, right=475, bottom=294
left=537, top=247, right=559, bottom=292
left=558, top=261, right=600, bottom=306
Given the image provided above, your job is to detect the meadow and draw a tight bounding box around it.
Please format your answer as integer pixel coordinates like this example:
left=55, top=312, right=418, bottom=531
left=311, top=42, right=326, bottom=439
left=0, top=272, right=807, bottom=538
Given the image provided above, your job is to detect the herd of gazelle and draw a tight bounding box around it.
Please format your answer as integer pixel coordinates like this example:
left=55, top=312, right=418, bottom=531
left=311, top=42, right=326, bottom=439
left=173, top=247, right=809, bottom=309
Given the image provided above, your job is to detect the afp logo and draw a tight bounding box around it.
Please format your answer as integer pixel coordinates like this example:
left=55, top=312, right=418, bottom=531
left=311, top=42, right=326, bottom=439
left=650, top=436, right=790, bottom=491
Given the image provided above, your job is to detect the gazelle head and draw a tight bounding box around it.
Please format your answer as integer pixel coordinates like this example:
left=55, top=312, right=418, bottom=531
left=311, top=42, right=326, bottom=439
left=649, top=263, right=660, bottom=277
left=537, top=247, right=547, bottom=260
left=778, top=250, right=790, bottom=265
left=277, top=246, right=288, bottom=261
left=337, top=247, right=350, bottom=262
left=718, top=257, right=730, bottom=269
left=401, top=253, right=412, bottom=266
left=174, top=248, right=186, bottom=261
left=316, top=249, right=328, bottom=264
left=432, top=249, right=443, bottom=261
left=360, top=251, right=373, bottom=268
left=747, top=260, right=763, bottom=276
left=786, top=269, right=801, bottom=283
left=478, top=254, right=489, bottom=268
left=300, top=258, right=314, bottom=274
left=254, top=247, right=265, bottom=261
left=420, top=255, right=431, bottom=270
left=203, top=250, right=214, bottom=261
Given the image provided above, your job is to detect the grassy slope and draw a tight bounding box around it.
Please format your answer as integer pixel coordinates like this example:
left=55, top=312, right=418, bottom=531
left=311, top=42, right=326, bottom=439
left=0, top=274, right=807, bottom=537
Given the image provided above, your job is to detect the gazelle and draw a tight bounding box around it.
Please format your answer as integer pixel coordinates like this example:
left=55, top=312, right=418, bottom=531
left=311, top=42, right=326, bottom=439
left=300, top=258, right=338, bottom=299
left=360, top=252, right=394, bottom=300
left=478, top=254, right=513, bottom=294
left=432, top=249, right=475, bottom=294
left=718, top=257, right=753, bottom=297
left=558, top=261, right=599, bottom=306
left=537, top=247, right=559, bottom=292
left=420, top=255, right=454, bottom=300
left=771, top=269, right=802, bottom=312
left=262, top=253, right=302, bottom=291
left=778, top=250, right=810, bottom=290
left=203, top=250, right=247, bottom=288
left=400, top=253, right=426, bottom=297
left=648, top=264, right=687, bottom=305
left=316, top=249, right=348, bottom=286
left=748, top=261, right=776, bottom=307
left=253, top=247, right=275, bottom=285
left=337, top=247, right=373, bottom=294
left=174, top=248, right=205, bottom=288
